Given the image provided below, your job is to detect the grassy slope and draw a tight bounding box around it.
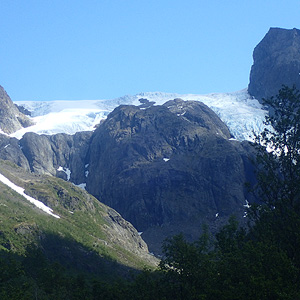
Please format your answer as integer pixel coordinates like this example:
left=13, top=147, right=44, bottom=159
left=0, top=160, right=157, bottom=279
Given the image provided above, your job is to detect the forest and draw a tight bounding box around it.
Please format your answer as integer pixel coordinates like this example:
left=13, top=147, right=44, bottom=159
left=1, top=86, right=300, bottom=299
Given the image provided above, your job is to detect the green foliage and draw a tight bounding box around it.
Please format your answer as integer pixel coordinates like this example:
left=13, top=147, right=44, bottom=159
left=253, top=85, right=300, bottom=212
left=250, top=85, right=300, bottom=270
left=0, top=159, right=155, bottom=272
left=158, top=232, right=216, bottom=300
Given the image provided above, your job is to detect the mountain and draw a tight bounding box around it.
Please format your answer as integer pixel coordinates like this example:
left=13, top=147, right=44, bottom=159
left=1, top=96, right=257, bottom=254
left=0, top=159, right=158, bottom=277
left=248, top=27, right=300, bottom=102
left=85, top=99, right=256, bottom=253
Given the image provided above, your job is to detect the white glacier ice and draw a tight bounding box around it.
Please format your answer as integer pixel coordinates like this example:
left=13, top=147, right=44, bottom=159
left=12, top=89, right=267, bottom=141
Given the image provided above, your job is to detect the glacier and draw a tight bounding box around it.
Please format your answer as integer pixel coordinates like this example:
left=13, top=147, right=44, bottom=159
left=12, top=89, right=267, bottom=141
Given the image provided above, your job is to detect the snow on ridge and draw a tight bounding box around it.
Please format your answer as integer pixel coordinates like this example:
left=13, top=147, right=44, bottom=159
left=13, top=89, right=268, bottom=141
left=0, top=172, right=60, bottom=218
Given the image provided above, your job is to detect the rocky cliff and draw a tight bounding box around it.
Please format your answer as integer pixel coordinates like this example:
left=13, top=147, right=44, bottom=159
left=84, top=99, right=256, bottom=253
left=248, top=27, right=300, bottom=102
left=0, top=85, right=34, bottom=134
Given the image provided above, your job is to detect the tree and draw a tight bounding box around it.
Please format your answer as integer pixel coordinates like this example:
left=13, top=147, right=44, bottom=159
left=250, top=85, right=300, bottom=271
left=159, top=231, right=216, bottom=300
left=253, top=85, right=300, bottom=212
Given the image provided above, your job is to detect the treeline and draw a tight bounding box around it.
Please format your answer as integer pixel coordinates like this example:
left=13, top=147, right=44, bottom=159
left=1, top=214, right=299, bottom=299
left=1, top=86, right=300, bottom=299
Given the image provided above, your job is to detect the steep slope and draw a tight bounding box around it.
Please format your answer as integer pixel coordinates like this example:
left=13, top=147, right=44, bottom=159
left=0, top=85, right=33, bottom=134
left=248, top=27, right=300, bottom=102
left=0, top=131, right=91, bottom=185
left=0, top=160, right=157, bottom=277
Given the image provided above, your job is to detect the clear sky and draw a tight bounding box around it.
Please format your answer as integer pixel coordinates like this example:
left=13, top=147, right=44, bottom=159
left=1, top=0, right=300, bottom=101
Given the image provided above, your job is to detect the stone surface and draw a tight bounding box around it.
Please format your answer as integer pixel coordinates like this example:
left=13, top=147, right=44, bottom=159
left=0, top=85, right=34, bottom=134
left=85, top=100, right=256, bottom=253
left=248, top=27, right=300, bottom=102
left=19, top=131, right=92, bottom=182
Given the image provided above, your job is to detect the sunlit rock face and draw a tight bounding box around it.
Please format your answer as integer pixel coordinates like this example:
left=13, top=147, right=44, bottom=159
left=0, top=85, right=34, bottom=134
left=248, top=27, right=300, bottom=102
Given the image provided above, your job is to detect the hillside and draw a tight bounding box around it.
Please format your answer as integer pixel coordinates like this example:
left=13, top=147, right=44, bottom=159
left=0, top=159, right=158, bottom=278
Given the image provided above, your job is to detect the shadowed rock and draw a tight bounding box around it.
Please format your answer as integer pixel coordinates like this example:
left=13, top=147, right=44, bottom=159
left=248, top=27, right=300, bottom=102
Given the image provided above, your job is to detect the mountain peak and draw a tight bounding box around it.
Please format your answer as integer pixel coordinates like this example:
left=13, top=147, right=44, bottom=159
left=248, top=27, right=300, bottom=102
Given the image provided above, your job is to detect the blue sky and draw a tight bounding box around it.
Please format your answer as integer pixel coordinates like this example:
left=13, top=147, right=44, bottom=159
left=1, top=0, right=300, bottom=101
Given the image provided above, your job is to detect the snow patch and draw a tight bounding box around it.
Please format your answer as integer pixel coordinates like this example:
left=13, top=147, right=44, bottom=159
left=0, top=172, right=60, bottom=218
left=57, top=166, right=71, bottom=181
left=75, top=183, right=86, bottom=190
left=243, top=199, right=251, bottom=209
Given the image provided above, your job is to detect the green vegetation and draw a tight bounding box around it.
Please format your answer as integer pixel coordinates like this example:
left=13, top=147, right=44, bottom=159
left=1, top=86, right=300, bottom=298
left=0, top=161, right=157, bottom=281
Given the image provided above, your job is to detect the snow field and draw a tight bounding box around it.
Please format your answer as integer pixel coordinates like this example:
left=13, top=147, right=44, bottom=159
left=12, top=89, right=267, bottom=141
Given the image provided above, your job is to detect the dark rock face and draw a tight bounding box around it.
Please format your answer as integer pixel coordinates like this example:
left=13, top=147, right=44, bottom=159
left=19, top=131, right=92, bottom=183
left=248, top=27, right=300, bottom=102
left=85, top=100, right=255, bottom=253
left=0, top=85, right=34, bottom=134
left=0, top=134, right=31, bottom=171
left=0, top=130, right=92, bottom=184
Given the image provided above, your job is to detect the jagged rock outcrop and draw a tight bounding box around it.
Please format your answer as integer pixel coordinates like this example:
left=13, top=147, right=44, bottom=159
left=248, top=27, right=300, bottom=102
left=0, top=85, right=34, bottom=134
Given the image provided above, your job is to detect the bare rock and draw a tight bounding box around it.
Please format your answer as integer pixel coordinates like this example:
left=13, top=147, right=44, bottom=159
left=248, top=27, right=300, bottom=102
left=0, top=85, right=34, bottom=134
